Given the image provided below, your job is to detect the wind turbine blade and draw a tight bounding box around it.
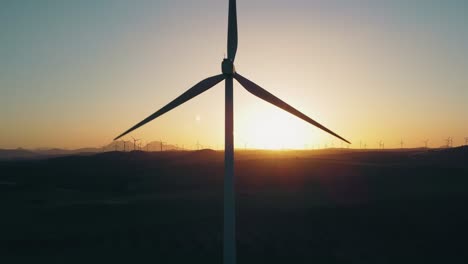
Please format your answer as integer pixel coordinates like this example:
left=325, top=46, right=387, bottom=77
left=114, top=74, right=225, bottom=140
left=227, top=0, right=238, bottom=61
left=235, top=73, right=351, bottom=144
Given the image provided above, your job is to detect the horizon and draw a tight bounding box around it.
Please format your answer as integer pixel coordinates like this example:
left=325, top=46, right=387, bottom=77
left=3, top=143, right=466, bottom=152
left=1, top=0, right=467, bottom=150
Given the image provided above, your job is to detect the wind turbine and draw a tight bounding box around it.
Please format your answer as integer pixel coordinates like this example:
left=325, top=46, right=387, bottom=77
left=423, top=139, right=429, bottom=149
left=131, top=137, right=141, bottom=151
left=113, top=1, right=350, bottom=263
left=160, top=139, right=166, bottom=152
left=400, top=139, right=404, bottom=149
left=465, top=137, right=468, bottom=146
left=378, top=140, right=383, bottom=149
left=445, top=137, right=452, bottom=148
left=122, top=140, right=127, bottom=152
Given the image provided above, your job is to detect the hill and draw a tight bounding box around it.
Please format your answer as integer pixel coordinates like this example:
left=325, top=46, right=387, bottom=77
left=1, top=148, right=467, bottom=263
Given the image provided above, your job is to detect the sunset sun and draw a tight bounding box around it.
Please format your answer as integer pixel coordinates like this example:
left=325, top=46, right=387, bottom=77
left=236, top=106, right=316, bottom=150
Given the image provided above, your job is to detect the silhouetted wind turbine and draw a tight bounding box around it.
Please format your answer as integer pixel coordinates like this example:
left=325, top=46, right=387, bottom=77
left=445, top=137, right=452, bottom=148
left=465, top=137, right=468, bottom=146
left=423, top=139, right=429, bottom=149
left=160, top=139, right=166, bottom=152
left=378, top=140, right=384, bottom=150
left=113, top=1, right=350, bottom=263
left=122, top=140, right=127, bottom=152
left=400, top=139, right=404, bottom=149
left=131, top=137, right=141, bottom=151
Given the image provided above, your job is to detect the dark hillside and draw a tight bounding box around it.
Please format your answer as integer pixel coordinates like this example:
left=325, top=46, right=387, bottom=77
left=1, top=149, right=467, bottom=263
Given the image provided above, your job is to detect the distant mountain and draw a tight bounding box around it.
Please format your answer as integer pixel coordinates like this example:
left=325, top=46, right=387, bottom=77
left=0, top=148, right=39, bottom=160
left=102, top=140, right=187, bottom=152
left=0, top=147, right=102, bottom=160
left=0, top=141, right=190, bottom=160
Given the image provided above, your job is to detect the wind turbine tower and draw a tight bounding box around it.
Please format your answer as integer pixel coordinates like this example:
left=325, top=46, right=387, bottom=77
left=112, top=1, right=350, bottom=263
left=160, top=139, right=167, bottom=152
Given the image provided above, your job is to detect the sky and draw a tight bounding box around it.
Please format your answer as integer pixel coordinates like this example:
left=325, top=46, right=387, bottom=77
left=1, top=0, right=467, bottom=150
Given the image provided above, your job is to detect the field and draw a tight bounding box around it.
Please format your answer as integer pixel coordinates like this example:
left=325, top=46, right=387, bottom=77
left=1, top=148, right=467, bottom=263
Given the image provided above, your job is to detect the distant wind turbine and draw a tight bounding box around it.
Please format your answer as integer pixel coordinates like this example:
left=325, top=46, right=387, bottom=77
left=113, top=1, right=350, bottom=263
left=131, top=137, right=141, bottom=151
left=423, top=139, right=429, bottom=149
left=400, top=139, right=404, bottom=149
left=378, top=140, right=384, bottom=150
left=445, top=137, right=452, bottom=148
left=122, top=140, right=127, bottom=152
left=160, top=139, right=166, bottom=152
left=465, top=137, right=468, bottom=146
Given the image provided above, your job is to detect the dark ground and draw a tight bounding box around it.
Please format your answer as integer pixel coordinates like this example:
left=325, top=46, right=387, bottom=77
left=1, top=148, right=467, bottom=263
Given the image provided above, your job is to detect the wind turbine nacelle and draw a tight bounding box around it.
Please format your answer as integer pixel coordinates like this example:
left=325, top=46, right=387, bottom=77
left=222, top=59, right=236, bottom=75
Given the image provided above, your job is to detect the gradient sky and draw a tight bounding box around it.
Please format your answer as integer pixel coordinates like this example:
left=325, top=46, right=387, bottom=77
left=1, top=0, right=467, bottom=150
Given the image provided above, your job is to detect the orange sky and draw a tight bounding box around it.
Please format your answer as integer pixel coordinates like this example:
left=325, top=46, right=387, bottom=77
left=1, top=0, right=467, bottom=150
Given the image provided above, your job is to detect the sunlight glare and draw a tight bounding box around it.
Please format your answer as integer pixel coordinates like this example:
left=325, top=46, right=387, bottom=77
left=236, top=105, right=316, bottom=150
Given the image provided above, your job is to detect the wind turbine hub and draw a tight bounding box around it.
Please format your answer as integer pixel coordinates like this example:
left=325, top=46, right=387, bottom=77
left=222, top=59, right=236, bottom=75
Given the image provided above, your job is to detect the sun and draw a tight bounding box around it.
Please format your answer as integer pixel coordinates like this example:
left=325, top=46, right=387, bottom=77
left=235, top=106, right=316, bottom=150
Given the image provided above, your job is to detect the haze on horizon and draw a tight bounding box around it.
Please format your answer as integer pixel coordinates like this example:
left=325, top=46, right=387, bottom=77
left=1, top=0, right=467, bottom=150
